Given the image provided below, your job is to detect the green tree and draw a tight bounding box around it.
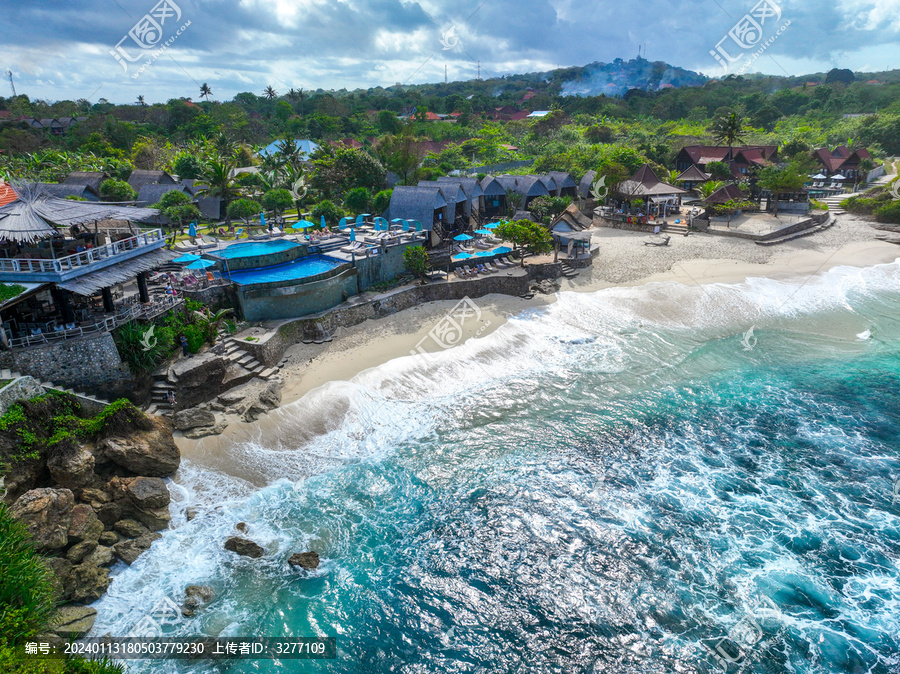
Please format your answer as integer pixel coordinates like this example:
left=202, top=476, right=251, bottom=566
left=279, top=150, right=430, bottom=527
left=372, top=189, right=393, bottom=214
left=309, top=146, right=386, bottom=201
left=757, top=162, right=808, bottom=215
left=263, top=85, right=278, bottom=101
left=494, top=219, right=553, bottom=265
left=706, top=161, right=733, bottom=181
left=377, top=110, right=402, bottom=134
left=227, top=197, right=263, bottom=225
left=99, top=178, right=136, bottom=202
left=376, top=133, right=423, bottom=185
left=344, top=187, right=371, bottom=213
left=311, top=199, right=343, bottom=227
left=154, top=190, right=201, bottom=232
left=403, top=245, right=429, bottom=279
left=200, top=83, right=213, bottom=102
left=528, top=196, right=571, bottom=223
left=261, top=188, right=293, bottom=219
left=172, top=152, right=204, bottom=179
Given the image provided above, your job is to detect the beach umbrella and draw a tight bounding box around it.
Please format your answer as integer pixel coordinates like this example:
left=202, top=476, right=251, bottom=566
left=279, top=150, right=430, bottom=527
left=811, top=173, right=827, bottom=180
left=474, top=228, right=492, bottom=235
left=186, top=259, right=215, bottom=270
left=260, top=212, right=266, bottom=228
left=173, top=253, right=201, bottom=263
left=349, top=228, right=356, bottom=242
left=493, top=246, right=512, bottom=254
left=484, top=222, right=499, bottom=229
left=831, top=174, right=846, bottom=180
left=374, top=217, right=388, bottom=230
left=188, top=221, right=197, bottom=238
left=320, top=215, right=327, bottom=229
left=452, top=252, right=473, bottom=260
left=453, top=233, right=473, bottom=241
left=292, top=220, right=315, bottom=230
left=413, top=221, right=423, bottom=232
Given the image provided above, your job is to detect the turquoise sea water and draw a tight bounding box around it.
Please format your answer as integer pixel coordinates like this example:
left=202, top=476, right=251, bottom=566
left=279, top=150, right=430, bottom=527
left=92, top=260, right=900, bottom=673
left=225, top=255, right=344, bottom=285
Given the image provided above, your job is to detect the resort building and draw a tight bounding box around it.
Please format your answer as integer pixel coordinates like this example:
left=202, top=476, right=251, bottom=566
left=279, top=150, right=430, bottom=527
left=479, top=176, right=508, bottom=218
left=674, top=145, right=778, bottom=178
left=675, top=165, right=711, bottom=191
left=545, top=172, right=578, bottom=198
left=812, top=146, right=872, bottom=183
left=386, top=186, right=448, bottom=240
left=127, top=170, right=177, bottom=195
left=492, top=175, right=550, bottom=209
left=435, top=176, right=485, bottom=221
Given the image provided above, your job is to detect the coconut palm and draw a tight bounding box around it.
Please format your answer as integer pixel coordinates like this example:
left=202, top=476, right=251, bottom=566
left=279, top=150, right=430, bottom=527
left=710, top=109, right=747, bottom=161
left=699, top=180, right=725, bottom=198
left=287, top=88, right=299, bottom=103
left=263, top=85, right=278, bottom=100
left=136, top=95, right=147, bottom=106
left=195, top=158, right=243, bottom=226
left=200, top=83, right=213, bottom=102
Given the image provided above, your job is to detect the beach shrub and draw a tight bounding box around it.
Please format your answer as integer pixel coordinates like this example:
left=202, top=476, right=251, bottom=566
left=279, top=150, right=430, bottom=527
left=98, top=179, right=135, bottom=202
left=874, top=200, right=900, bottom=224
left=528, top=196, right=571, bottom=223
left=113, top=320, right=175, bottom=374
left=0, top=502, right=125, bottom=673
left=372, top=189, right=392, bottom=214
left=494, top=219, right=553, bottom=265
left=0, top=284, right=25, bottom=304
left=343, top=187, right=371, bottom=213
left=403, top=246, right=430, bottom=279
left=311, top=200, right=343, bottom=227
left=809, top=198, right=828, bottom=211
left=227, top=198, right=263, bottom=225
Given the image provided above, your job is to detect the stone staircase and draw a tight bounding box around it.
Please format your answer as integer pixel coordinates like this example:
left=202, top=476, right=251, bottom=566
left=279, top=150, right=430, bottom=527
left=0, top=368, right=110, bottom=407
left=821, top=193, right=849, bottom=215
left=144, top=333, right=278, bottom=417
left=559, top=261, right=579, bottom=279
left=756, top=214, right=836, bottom=246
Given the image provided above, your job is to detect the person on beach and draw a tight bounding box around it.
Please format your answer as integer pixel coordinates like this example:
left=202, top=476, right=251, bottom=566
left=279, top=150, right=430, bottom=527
left=166, top=390, right=175, bottom=406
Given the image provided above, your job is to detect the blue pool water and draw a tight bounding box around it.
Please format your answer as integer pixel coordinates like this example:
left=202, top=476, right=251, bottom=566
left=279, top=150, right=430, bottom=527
left=217, top=240, right=300, bottom=259
left=91, top=260, right=900, bottom=673
left=225, top=254, right=344, bottom=285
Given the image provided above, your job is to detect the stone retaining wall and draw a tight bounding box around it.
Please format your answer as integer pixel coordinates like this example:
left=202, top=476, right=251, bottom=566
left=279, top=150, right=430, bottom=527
left=238, top=265, right=555, bottom=367
left=0, top=333, right=134, bottom=400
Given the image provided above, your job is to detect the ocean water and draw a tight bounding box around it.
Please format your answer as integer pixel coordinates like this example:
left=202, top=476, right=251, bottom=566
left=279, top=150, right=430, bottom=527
left=91, top=260, right=900, bottom=673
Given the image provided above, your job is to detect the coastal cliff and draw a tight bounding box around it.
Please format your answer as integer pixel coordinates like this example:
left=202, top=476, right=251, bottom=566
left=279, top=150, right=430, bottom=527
left=0, top=383, right=180, bottom=637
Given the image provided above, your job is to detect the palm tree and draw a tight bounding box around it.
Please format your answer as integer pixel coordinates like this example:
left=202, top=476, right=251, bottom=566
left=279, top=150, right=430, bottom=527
left=699, top=180, right=725, bottom=199
left=710, top=109, right=747, bottom=162
left=136, top=95, right=147, bottom=106
left=287, top=88, right=299, bottom=103
left=195, top=158, right=243, bottom=226
left=200, top=83, right=213, bottom=102
left=263, top=85, right=278, bottom=101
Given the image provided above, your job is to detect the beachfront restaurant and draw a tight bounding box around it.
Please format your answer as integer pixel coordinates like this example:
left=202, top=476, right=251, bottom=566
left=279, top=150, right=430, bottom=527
left=0, top=183, right=174, bottom=349
left=602, top=164, right=688, bottom=225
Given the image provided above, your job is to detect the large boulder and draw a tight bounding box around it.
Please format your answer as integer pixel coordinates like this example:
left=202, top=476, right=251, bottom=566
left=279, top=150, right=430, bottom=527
left=182, top=419, right=227, bottom=439
left=114, top=532, right=162, bottom=565
left=173, top=408, right=215, bottom=431
left=68, top=562, right=110, bottom=603
left=224, top=536, right=264, bottom=558
left=66, top=540, right=98, bottom=564
left=67, top=504, right=104, bottom=543
left=49, top=606, right=97, bottom=639
left=99, top=420, right=180, bottom=476
left=10, top=488, right=74, bottom=552
left=83, top=545, right=115, bottom=567
left=182, top=585, right=215, bottom=617
left=123, top=477, right=171, bottom=510
left=288, top=551, right=319, bottom=570
left=44, top=557, right=74, bottom=602
left=113, top=518, right=149, bottom=538
left=171, top=353, right=227, bottom=409
left=47, top=448, right=95, bottom=490
left=130, top=506, right=171, bottom=531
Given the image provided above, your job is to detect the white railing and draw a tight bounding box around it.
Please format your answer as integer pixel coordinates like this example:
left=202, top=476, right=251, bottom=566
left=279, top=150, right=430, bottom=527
left=6, top=297, right=182, bottom=350
left=0, top=229, right=165, bottom=275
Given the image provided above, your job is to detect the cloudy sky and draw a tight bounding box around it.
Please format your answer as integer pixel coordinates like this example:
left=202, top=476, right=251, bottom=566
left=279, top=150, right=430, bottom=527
left=1, top=0, right=897, bottom=104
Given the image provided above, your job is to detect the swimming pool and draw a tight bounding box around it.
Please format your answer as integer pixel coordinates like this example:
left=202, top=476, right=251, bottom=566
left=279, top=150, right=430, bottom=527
left=225, top=254, right=346, bottom=285
left=217, top=240, right=301, bottom=259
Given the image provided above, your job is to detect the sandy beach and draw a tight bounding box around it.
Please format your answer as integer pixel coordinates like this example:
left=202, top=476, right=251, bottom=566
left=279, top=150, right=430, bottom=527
left=175, top=212, right=900, bottom=462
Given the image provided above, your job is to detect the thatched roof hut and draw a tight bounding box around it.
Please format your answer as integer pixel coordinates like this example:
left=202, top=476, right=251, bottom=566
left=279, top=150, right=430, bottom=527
left=387, top=186, right=447, bottom=231
left=63, top=171, right=109, bottom=194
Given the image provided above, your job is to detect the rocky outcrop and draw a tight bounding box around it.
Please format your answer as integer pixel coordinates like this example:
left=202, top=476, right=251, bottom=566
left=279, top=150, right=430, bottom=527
left=11, top=488, right=75, bottom=552
left=224, top=536, right=264, bottom=558
left=173, top=408, right=215, bottom=431
left=170, top=354, right=228, bottom=409
left=98, top=418, right=180, bottom=476
left=288, top=551, right=319, bottom=569
left=113, top=532, right=162, bottom=565
left=5, top=401, right=180, bottom=610
left=49, top=606, right=97, bottom=639
left=182, top=585, right=215, bottom=617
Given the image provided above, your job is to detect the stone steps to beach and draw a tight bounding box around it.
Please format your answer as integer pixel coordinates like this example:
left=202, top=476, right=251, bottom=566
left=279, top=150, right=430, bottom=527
left=756, top=218, right=835, bottom=246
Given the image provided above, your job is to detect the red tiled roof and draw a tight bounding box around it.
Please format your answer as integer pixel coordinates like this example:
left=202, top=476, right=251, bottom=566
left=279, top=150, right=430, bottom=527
left=0, top=182, right=17, bottom=208
left=423, top=111, right=442, bottom=121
